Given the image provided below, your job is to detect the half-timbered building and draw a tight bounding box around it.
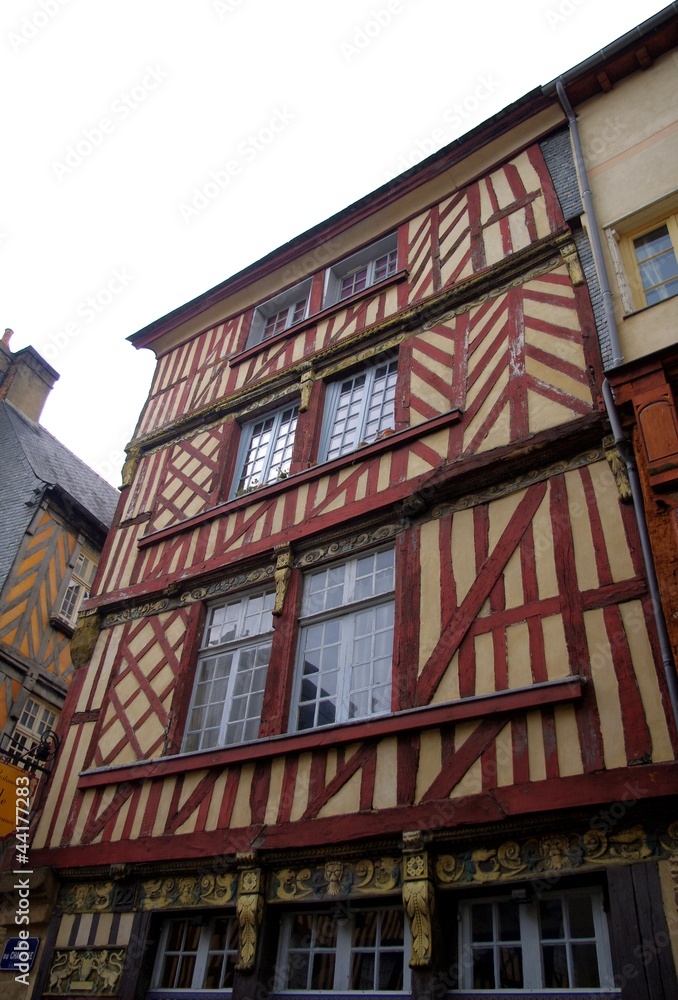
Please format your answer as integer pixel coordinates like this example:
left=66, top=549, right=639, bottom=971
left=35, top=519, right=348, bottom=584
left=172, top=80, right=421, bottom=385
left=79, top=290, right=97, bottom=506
left=0, top=332, right=118, bottom=984
left=28, top=10, right=678, bottom=1000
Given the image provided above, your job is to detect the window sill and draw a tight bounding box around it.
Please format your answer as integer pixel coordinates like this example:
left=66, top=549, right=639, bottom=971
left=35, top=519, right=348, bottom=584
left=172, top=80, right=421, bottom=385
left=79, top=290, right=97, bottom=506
left=229, top=270, right=408, bottom=368
left=76, top=676, right=583, bottom=789
left=49, top=614, right=76, bottom=637
left=137, top=407, right=460, bottom=549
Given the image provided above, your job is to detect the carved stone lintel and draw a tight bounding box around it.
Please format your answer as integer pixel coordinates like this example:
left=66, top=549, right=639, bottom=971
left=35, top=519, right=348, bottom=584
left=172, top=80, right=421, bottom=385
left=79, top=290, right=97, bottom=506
left=560, top=243, right=585, bottom=286
left=402, top=843, right=434, bottom=969
left=273, top=544, right=293, bottom=616
left=236, top=863, right=265, bottom=973
left=268, top=857, right=401, bottom=902
left=299, top=367, right=315, bottom=412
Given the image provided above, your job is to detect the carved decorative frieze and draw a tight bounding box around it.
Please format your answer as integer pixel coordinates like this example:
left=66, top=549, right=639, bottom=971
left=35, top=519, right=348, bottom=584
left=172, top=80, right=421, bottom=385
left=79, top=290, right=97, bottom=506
left=58, top=882, right=116, bottom=914
left=268, top=857, right=401, bottom=902
left=436, top=823, right=672, bottom=887
left=296, top=523, right=401, bottom=570
left=46, top=948, right=125, bottom=995
left=138, top=871, right=238, bottom=910
left=102, top=565, right=275, bottom=627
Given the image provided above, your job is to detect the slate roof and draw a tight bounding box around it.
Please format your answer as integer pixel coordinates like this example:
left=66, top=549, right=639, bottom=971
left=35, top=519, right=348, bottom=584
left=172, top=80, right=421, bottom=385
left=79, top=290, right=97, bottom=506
left=0, top=400, right=119, bottom=592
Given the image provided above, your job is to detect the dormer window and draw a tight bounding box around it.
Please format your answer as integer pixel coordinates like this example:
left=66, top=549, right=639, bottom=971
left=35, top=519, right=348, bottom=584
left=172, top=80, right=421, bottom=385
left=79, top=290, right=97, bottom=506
left=324, top=234, right=398, bottom=307
left=248, top=279, right=312, bottom=346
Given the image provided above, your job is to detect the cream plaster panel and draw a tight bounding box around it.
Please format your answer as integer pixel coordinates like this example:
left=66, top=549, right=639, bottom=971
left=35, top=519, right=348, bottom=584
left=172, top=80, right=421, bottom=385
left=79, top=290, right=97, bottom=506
left=291, top=753, right=313, bottom=822
left=488, top=489, right=525, bottom=549
left=584, top=609, right=626, bottom=770
left=487, top=168, right=514, bottom=210
left=414, top=729, right=442, bottom=803
left=33, top=731, right=80, bottom=848
left=508, top=210, right=532, bottom=253
left=56, top=914, right=78, bottom=948
left=474, top=631, right=496, bottom=696
left=542, top=615, right=570, bottom=680
left=503, top=547, right=525, bottom=610
left=373, top=738, right=398, bottom=810
left=532, top=495, right=558, bottom=600
left=565, top=471, right=599, bottom=593
left=205, top=770, right=233, bottom=831
left=482, top=221, right=506, bottom=268
left=431, top=650, right=461, bottom=705
left=554, top=704, right=583, bottom=777
left=377, top=452, right=392, bottom=491
left=450, top=507, right=477, bottom=606
left=452, top=757, right=483, bottom=799
left=506, top=621, right=532, bottom=689
left=526, top=710, right=547, bottom=781
left=524, top=293, right=578, bottom=331
left=528, top=392, right=585, bottom=436
left=173, top=771, right=208, bottom=836
left=589, top=459, right=635, bottom=582
left=151, top=778, right=178, bottom=838
left=130, top=781, right=151, bottom=841
left=619, top=601, right=673, bottom=762
left=111, top=792, right=133, bottom=843
left=317, top=768, right=361, bottom=818
left=411, top=370, right=451, bottom=416
left=419, top=521, right=442, bottom=670
left=295, top=482, right=311, bottom=523
left=264, top=757, right=285, bottom=826
left=406, top=429, right=447, bottom=478
left=464, top=373, right=510, bottom=454
left=271, top=496, right=285, bottom=536
left=231, top=763, right=254, bottom=828
left=526, top=359, right=591, bottom=405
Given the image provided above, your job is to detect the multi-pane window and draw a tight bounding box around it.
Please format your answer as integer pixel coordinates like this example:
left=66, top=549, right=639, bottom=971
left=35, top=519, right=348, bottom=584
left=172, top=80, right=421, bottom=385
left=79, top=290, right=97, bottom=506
left=56, top=550, right=97, bottom=626
left=249, top=279, right=312, bottom=346
left=278, top=908, right=409, bottom=991
left=459, top=890, right=614, bottom=991
left=324, top=234, right=398, bottom=307
left=152, top=915, right=238, bottom=991
left=633, top=222, right=678, bottom=306
left=320, top=359, right=397, bottom=462
left=183, top=589, right=275, bottom=752
left=12, top=696, right=57, bottom=752
left=293, top=548, right=395, bottom=732
left=232, top=404, right=298, bottom=497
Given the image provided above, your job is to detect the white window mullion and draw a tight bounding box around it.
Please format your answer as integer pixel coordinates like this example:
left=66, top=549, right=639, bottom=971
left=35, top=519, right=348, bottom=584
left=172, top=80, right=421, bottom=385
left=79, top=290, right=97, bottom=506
left=335, top=918, right=353, bottom=989
left=191, top=924, right=212, bottom=989
left=520, top=902, right=542, bottom=989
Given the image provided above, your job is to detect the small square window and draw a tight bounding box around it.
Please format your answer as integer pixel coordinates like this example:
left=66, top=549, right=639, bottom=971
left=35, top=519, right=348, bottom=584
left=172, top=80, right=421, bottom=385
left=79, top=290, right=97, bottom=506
left=324, top=234, right=398, bottom=307
left=633, top=223, right=678, bottom=305
left=231, top=404, right=298, bottom=498
left=55, top=550, right=98, bottom=627
left=152, top=915, right=238, bottom=990
left=12, top=696, right=58, bottom=753
left=248, top=279, right=312, bottom=346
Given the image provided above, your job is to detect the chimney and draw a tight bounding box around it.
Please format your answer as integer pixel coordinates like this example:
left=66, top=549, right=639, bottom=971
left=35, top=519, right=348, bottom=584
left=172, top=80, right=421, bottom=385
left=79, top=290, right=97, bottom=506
left=0, top=336, right=60, bottom=424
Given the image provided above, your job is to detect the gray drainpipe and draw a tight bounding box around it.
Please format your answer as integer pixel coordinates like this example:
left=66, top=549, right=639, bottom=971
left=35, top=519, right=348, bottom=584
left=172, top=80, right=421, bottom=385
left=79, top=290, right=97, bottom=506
left=555, top=80, right=678, bottom=732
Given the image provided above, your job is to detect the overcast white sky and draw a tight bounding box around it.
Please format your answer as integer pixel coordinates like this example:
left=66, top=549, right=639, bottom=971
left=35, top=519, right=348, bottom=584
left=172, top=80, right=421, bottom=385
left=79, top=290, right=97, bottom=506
left=2, top=0, right=670, bottom=486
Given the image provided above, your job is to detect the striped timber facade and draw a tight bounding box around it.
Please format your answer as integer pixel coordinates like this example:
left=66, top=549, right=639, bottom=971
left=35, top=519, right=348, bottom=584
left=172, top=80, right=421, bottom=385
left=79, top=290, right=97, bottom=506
left=29, top=24, right=678, bottom=1000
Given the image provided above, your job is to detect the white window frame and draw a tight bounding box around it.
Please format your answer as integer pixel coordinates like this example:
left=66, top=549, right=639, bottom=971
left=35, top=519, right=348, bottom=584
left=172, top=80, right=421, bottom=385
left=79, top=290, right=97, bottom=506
left=248, top=279, right=312, bottom=346
left=276, top=906, right=411, bottom=992
left=319, top=357, right=398, bottom=463
left=151, top=914, right=238, bottom=991
left=324, top=234, right=398, bottom=307
left=182, top=588, right=275, bottom=753
left=231, top=403, right=298, bottom=498
left=291, top=547, right=395, bottom=733
left=55, top=549, right=97, bottom=627
left=458, top=888, right=615, bottom=991
left=12, top=696, right=58, bottom=753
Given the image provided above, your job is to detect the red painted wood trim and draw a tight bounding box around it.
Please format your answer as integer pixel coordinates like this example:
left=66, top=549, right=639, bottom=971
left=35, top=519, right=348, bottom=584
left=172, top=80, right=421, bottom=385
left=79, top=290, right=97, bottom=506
left=135, top=408, right=461, bottom=550
left=33, top=762, right=678, bottom=869
left=76, top=676, right=584, bottom=789
left=421, top=718, right=507, bottom=801
left=392, top=527, right=421, bottom=711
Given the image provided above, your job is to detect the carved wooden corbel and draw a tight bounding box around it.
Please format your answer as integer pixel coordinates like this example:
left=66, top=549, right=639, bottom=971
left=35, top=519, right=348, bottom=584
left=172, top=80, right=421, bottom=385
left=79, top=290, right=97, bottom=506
left=70, top=608, right=101, bottom=669
left=273, top=544, right=293, bottom=616
left=236, top=855, right=265, bottom=972
left=560, top=243, right=585, bottom=286
left=401, top=831, right=435, bottom=968
left=603, top=435, right=632, bottom=502
left=299, top=366, right=315, bottom=412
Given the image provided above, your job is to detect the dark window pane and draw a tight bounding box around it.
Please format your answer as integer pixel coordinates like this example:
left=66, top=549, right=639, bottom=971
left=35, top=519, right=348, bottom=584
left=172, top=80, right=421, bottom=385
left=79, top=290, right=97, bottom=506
left=498, top=945, right=523, bottom=988
left=568, top=895, right=595, bottom=938
left=315, top=913, right=338, bottom=948
left=176, top=955, right=196, bottom=989
left=352, top=909, right=377, bottom=948
left=540, top=897, right=565, bottom=938
left=499, top=902, right=521, bottom=940
left=542, top=943, right=569, bottom=987
left=289, top=913, right=314, bottom=949
left=572, top=942, right=601, bottom=987
left=471, top=903, right=493, bottom=942
left=350, top=951, right=375, bottom=990
left=380, top=909, right=404, bottom=947
left=473, top=946, right=495, bottom=988
left=311, top=952, right=335, bottom=989
left=286, top=951, right=309, bottom=989
left=379, top=951, right=404, bottom=990
left=159, top=955, right=179, bottom=988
